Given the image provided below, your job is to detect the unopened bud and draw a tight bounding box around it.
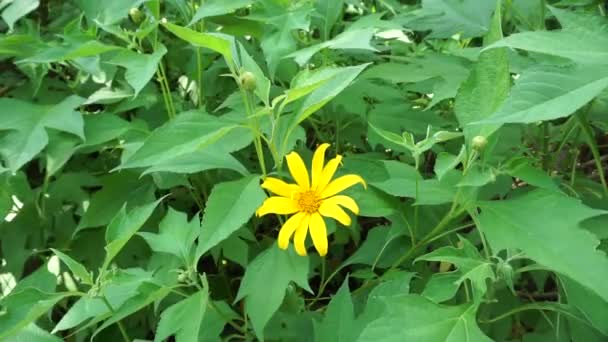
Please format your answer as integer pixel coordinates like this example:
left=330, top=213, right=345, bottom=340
left=472, top=135, right=488, bottom=151
left=239, top=71, right=257, bottom=91
left=129, top=8, right=145, bottom=24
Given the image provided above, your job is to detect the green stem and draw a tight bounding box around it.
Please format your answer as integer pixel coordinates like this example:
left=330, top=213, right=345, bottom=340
left=241, top=89, right=267, bottom=176
left=100, top=296, right=131, bottom=342
left=158, top=60, right=176, bottom=118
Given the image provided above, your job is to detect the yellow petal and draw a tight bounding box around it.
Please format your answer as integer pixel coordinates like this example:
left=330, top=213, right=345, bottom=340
left=311, top=143, right=330, bottom=189
left=294, top=214, right=311, bottom=256
left=319, top=201, right=352, bottom=226
left=277, top=212, right=306, bottom=250
left=322, top=195, right=359, bottom=215
left=309, top=213, right=328, bottom=256
left=286, top=152, right=310, bottom=190
left=261, top=177, right=299, bottom=198
left=320, top=174, right=366, bottom=199
left=256, top=196, right=299, bottom=217
left=316, top=155, right=342, bottom=191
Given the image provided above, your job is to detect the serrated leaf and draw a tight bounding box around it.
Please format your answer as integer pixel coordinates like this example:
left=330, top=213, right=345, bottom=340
left=357, top=295, right=492, bottom=342
left=118, top=111, right=252, bottom=170
left=235, top=245, right=311, bottom=340
left=196, top=175, right=265, bottom=260
left=478, top=190, right=608, bottom=301
left=5, top=323, right=63, bottom=342
left=141, top=149, right=248, bottom=176
left=0, top=96, right=85, bottom=172
left=422, top=271, right=461, bottom=303
left=315, top=278, right=356, bottom=342
left=475, top=65, right=608, bottom=124
left=417, top=236, right=495, bottom=301
left=315, top=0, right=344, bottom=40
left=404, top=0, right=496, bottom=38
left=155, top=289, right=209, bottom=342
left=50, top=249, right=93, bottom=285
left=107, top=45, right=167, bottom=96
left=139, top=208, right=199, bottom=264
left=102, top=198, right=162, bottom=272
left=238, top=43, right=271, bottom=105
left=76, top=0, right=146, bottom=25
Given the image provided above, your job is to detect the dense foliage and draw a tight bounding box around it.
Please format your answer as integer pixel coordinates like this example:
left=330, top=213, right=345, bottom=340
left=1, top=0, right=608, bottom=341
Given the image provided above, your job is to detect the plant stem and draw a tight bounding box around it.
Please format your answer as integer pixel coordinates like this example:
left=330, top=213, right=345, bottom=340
left=158, top=60, right=176, bottom=119
left=100, top=296, right=131, bottom=342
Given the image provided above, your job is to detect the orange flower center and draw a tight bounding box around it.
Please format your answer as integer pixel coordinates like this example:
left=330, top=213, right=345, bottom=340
left=297, top=191, right=320, bottom=214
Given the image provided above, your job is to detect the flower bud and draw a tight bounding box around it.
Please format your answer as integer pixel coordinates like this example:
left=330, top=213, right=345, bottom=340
left=471, top=135, right=488, bottom=151
left=239, top=71, right=257, bottom=91
left=128, top=8, right=145, bottom=24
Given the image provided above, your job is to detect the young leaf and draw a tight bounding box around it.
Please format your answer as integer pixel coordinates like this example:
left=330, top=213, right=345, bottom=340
left=0, top=96, right=85, bottom=172
left=478, top=190, right=608, bottom=302
left=139, top=208, right=199, bottom=264
left=155, top=289, right=209, bottom=342
left=107, top=45, right=167, bottom=96
left=357, top=295, right=492, bottom=342
left=235, top=245, right=311, bottom=340
left=162, top=22, right=237, bottom=71
left=50, top=249, right=93, bottom=285
left=102, top=198, right=163, bottom=272
left=314, top=0, right=344, bottom=40
left=196, top=175, right=266, bottom=260
left=417, top=237, right=495, bottom=301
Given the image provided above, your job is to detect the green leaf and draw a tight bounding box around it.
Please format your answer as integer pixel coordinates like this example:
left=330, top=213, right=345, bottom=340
left=20, top=40, right=121, bottom=64
left=107, top=45, right=167, bottom=96
left=238, top=43, right=271, bottom=105
left=102, top=198, right=162, bottom=272
left=5, top=324, right=63, bottom=342
left=141, top=149, right=248, bottom=176
left=315, top=0, right=344, bottom=40
left=50, top=249, right=93, bottom=285
left=76, top=0, right=146, bottom=25
left=455, top=1, right=509, bottom=143
left=315, top=278, right=356, bottom=342
left=118, top=111, right=252, bottom=171
left=417, top=236, right=495, bottom=301
left=421, top=271, right=461, bottom=303
left=190, top=0, right=253, bottom=24
left=75, top=171, right=155, bottom=232
left=0, top=289, right=70, bottom=340
left=196, top=175, right=266, bottom=260
left=1, top=0, right=38, bottom=30
left=288, top=64, right=368, bottom=131
left=93, top=282, right=171, bottom=339
left=404, top=0, right=496, bottom=38
left=0, top=96, right=85, bottom=172
left=478, top=190, right=608, bottom=301
left=155, top=289, right=209, bottom=342
left=163, top=22, right=236, bottom=71
left=357, top=295, right=492, bottom=342
left=235, top=245, right=311, bottom=340
left=288, top=28, right=377, bottom=66
left=561, top=275, right=608, bottom=336
left=139, top=208, right=199, bottom=264
left=486, top=30, right=608, bottom=66
left=475, top=65, right=608, bottom=124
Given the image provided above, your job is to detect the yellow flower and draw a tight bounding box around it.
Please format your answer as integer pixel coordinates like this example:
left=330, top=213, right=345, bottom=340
left=256, top=143, right=366, bottom=256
